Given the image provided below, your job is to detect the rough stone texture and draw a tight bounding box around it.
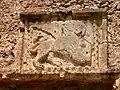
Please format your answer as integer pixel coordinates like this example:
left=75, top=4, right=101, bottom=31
left=18, top=10, right=108, bottom=75
left=0, top=0, right=120, bottom=89
left=0, top=0, right=120, bottom=71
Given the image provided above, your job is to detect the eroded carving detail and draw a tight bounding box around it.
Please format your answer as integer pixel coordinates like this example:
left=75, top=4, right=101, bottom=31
left=91, top=21, right=100, bottom=68
left=27, top=20, right=96, bottom=69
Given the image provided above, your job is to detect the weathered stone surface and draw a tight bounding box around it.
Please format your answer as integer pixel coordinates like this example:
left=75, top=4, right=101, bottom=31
left=29, top=20, right=91, bottom=67
left=0, top=0, right=120, bottom=89
left=0, top=0, right=120, bottom=72
left=16, top=10, right=110, bottom=76
left=0, top=9, right=119, bottom=80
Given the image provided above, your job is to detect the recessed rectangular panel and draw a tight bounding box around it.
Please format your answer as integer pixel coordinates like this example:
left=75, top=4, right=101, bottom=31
left=28, top=20, right=92, bottom=67
left=20, top=10, right=108, bottom=74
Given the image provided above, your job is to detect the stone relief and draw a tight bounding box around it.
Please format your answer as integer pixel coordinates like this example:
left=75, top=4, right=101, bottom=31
left=19, top=10, right=108, bottom=73
left=26, top=20, right=98, bottom=69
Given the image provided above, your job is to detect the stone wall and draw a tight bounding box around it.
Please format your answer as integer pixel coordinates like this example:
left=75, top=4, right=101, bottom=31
left=0, top=0, right=120, bottom=90
left=0, top=0, right=120, bottom=68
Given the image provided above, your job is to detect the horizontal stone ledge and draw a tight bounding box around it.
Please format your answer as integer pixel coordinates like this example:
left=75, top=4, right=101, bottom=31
left=0, top=79, right=115, bottom=87
left=0, top=73, right=118, bottom=83
left=20, top=9, right=107, bottom=22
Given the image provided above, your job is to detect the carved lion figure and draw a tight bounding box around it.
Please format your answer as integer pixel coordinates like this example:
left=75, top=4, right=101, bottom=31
left=29, top=21, right=92, bottom=69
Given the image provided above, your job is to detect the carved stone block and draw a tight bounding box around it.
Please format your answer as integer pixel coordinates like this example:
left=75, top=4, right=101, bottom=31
left=19, top=9, right=108, bottom=74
